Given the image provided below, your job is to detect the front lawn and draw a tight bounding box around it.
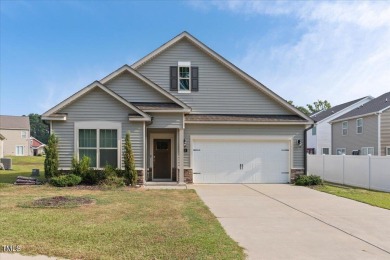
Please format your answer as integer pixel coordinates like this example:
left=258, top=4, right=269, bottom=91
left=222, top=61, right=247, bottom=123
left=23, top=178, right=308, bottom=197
left=314, top=184, right=390, bottom=210
left=0, top=156, right=45, bottom=183
left=0, top=185, right=244, bottom=259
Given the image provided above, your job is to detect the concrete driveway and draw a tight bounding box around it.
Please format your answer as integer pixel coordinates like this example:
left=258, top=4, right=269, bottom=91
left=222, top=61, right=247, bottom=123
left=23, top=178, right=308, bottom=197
left=191, top=184, right=390, bottom=260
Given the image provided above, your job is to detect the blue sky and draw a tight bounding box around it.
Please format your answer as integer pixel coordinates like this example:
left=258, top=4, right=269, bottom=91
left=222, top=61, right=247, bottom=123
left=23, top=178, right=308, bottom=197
left=1, top=1, right=389, bottom=116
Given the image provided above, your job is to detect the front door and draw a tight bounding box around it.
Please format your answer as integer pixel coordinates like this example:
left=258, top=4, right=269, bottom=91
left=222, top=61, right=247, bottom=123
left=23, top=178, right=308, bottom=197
left=153, top=139, right=171, bottom=179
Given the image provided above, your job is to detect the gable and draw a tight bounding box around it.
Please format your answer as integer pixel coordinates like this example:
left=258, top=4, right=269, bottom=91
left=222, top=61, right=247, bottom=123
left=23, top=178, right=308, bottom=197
left=105, top=71, right=172, bottom=103
left=57, top=88, right=143, bottom=121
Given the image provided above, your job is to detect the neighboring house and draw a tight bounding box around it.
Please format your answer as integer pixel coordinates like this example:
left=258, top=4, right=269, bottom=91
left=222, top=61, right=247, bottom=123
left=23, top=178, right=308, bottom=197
left=0, top=115, right=30, bottom=156
left=0, top=133, right=5, bottom=158
left=30, top=137, right=46, bottom=156
left=307, top=96, right=373, bottom=155
left=42, top=31, right=313, bottom=184
left=331, top=91, right=390, bottom=156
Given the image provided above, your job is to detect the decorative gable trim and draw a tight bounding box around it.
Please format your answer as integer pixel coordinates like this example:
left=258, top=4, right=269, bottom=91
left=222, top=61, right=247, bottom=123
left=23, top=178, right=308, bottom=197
left=131, top=31, right=313, bottom=124
left=42, top=81, right=151, bottom=121
left=100, top=65, right=191, bottom=112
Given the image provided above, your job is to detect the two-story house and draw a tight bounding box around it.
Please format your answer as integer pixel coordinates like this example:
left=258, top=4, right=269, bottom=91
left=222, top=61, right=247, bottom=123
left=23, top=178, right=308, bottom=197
left=307, top=96, right=373, bottom=155
left=331, top=91, right=390, bottom=156
left=0, top=115, right=31, bottom=156
left=42, top=32, right=313, bottom=184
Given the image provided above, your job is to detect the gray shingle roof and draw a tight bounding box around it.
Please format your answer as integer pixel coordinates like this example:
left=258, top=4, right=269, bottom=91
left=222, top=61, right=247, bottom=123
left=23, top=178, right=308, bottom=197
left=0, top=115, right=30, bottom=130
left=185, top=114, right=306, bottom=122
left=310, top=97, right=369, bottom=122
left=333, top=91, right=390, bottom=121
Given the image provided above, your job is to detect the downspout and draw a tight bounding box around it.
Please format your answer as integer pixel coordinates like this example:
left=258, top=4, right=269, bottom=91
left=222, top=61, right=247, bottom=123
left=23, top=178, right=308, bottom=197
left=304, top=123, right=315, bottom=175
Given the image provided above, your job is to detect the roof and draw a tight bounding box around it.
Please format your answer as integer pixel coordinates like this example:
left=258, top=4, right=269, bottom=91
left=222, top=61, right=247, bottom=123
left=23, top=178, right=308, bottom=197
left=42, top=81, right=151, bottom=121
left=310, top=97, right=370, bottom=122
left=332, top=91, right=390, bottom=122
left=133, top=102, right=183, bottom=111
left=185, top=114, right=306, bottom=124
left=0, top=115, right=30, bottom=130
left=131, top=31, right=313, bottom=124
left=30, top=137, right=45, bottom=147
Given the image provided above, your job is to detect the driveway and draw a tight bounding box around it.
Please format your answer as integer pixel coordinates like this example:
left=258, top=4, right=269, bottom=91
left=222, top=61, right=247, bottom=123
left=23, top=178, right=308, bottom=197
left=191, top=184, right=390, bottom=260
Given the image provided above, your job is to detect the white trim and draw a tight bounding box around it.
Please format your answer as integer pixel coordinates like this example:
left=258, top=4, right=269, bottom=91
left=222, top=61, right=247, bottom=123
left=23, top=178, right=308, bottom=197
left=131, top=32, right=313, bottom=123
left=42, top=115, right=67, bottom=121
left=185, top=121, right=310, bottom=125
left=150, top=133, right=175, bottom=181
left=321, top=147, right=330, bottom=155
left=189, top=134, right=293, bottom=171
left=142, top=109, right=191, bottom=113
left=99, top=65, right=191, bottom=110
left=342, top=121, right=348, bottom=136
left=332, top=112, right=379, bottom=123
left=356, top=118, right=363, bottom=134
left=15, top=145, right=25, bottom=156
left=178, top=61, right=191, bottom=93
left=361, top=147, right=374, bottom=156
left=74, top=121, right=122, bottom=168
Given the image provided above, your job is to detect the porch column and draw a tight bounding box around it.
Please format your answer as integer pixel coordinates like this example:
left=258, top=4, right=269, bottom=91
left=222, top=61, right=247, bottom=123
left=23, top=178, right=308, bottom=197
left=178, top=128, right=185, bottom=184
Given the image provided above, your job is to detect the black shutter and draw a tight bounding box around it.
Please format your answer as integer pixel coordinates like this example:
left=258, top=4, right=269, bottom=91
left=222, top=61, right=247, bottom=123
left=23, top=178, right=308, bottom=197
left=170, top=66, right=178, bottom=91
left=191, top=66, right=199, bottom=92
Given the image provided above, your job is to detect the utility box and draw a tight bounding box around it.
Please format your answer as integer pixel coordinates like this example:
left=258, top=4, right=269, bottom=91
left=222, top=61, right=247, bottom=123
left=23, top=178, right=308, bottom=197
left=0, top=158, right=12, bottom=170
left=31, top=169, right=40, bottom=176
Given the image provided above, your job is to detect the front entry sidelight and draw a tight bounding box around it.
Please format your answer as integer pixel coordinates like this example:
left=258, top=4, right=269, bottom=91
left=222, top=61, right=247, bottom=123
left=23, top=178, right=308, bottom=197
left=153, top=139, right=171, bottom=179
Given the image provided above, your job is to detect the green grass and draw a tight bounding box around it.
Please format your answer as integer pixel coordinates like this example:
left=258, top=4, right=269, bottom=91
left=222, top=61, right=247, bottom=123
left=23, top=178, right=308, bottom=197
left=0, top=156, right=245, bottom=259
left=0, top=156, right=45, bottom=183
left=314, top=184, right=390, bottom=210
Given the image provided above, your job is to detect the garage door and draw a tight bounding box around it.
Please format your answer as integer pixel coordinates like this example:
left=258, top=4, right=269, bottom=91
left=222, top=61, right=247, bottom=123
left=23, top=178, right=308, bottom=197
left=192, top=139, right=290, bottom=183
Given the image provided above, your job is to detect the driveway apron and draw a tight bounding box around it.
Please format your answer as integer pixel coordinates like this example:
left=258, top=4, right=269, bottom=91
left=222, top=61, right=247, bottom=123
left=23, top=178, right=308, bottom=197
left=192, top=184, right=390, bottom=260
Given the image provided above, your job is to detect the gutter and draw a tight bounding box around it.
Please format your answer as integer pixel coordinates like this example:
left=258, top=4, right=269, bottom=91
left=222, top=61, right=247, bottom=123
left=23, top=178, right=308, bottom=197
left=304, top=124, right=315, bottom=175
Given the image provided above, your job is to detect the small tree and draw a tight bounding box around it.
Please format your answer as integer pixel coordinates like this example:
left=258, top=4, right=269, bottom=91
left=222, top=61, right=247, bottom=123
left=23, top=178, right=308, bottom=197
left=124, top=131, right=137, bottom=186
left=44, top=133, right=59, bottom=180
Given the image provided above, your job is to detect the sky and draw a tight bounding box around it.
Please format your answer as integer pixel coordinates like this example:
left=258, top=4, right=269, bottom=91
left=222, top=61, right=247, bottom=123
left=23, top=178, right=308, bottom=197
left=1, top=0, right=389, bottom=116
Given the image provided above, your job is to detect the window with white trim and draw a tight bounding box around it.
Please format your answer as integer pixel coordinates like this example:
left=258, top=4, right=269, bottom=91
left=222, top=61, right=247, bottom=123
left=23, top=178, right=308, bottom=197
left=16, top=145, right=24, bottom=156
left=312, top=127, right=317, bottom=136
left=322, top=148, right=330, bottom=155
left=78, top=128, right=118, bottom=168
left=21, top=131, right=27, bottom=139
left=342, top=121, right=348, bottom=136
left=361, top=147, right=374, bottom=155
left=356, top=118, right=363, bottom=134
left=178, top=61, right=191, bottom=92
left=336, top=148, right=346, bottom=155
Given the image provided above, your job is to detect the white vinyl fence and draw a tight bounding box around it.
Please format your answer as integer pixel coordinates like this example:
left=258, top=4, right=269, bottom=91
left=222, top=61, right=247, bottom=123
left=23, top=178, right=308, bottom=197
left=307, top=155, right=390, bottom=192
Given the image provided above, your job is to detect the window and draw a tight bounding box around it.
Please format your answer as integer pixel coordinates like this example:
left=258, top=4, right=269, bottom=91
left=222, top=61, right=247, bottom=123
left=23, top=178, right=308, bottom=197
left=336, top=148, right=346, bottom=155
left=16, top=146, right=24, bottom=156
left=386, top=147, right=390, bottom=156
left=312, top=127, right=317, bottom=136
left=21, top=131, right=27, bottom=139
left=322, top=148, right=330, bottom=155
left=356, top=118, right=363, bottom=134
left=78, top=129, right=118, bottom=168
left=361, top=147, right=374, bottom=155
left=342, top=121, right=348, bottom=136
left=170, top=63, right=198, bottom=92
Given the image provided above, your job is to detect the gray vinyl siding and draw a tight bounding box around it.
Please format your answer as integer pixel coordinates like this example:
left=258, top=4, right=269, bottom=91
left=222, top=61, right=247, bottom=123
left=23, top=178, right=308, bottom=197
left=148, top=113, right=183, bottom=129
left=137, top=39, right=293, bottom=115
left=381, top=108, right=390, bottom=156
left=332, top=115, right=378, bottom=155
left=184, top=124, right=305, bottom=168
left=52, top=88, right=144, bottom=169
left=105, top=71, right=171, bottom=103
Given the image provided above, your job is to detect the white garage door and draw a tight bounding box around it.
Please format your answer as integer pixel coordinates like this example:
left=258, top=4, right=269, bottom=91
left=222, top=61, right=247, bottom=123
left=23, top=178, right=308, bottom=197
left=192, top=139, right=290, bottom=183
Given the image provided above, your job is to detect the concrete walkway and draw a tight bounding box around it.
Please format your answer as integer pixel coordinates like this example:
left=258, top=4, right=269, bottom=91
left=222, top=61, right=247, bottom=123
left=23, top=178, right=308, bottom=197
left=191, top=184, right=390, bottom=260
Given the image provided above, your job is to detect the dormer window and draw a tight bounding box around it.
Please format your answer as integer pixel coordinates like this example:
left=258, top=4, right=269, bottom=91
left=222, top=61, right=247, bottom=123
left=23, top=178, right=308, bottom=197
left=170, top=62, right=199, bottom=93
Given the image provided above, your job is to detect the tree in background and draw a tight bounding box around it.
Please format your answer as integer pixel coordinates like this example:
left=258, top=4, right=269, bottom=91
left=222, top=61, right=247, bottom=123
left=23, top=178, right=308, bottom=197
left=288, top=100, right=331, bottom=115
left=124, top=131, right=137, bottom=186
left=44, top=133, right=59, bottom=180
left=28, top=113, right=49, bottom=143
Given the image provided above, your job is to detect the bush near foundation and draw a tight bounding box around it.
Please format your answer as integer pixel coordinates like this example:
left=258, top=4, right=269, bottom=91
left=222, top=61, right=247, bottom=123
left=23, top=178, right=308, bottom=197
left=295, top=175, right=323, bottom=186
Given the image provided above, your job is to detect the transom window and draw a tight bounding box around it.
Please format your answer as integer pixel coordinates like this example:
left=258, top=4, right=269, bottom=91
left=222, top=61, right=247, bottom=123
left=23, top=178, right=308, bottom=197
left=79, top=129, right=118, bottom=168
left=178, top=61, right=191, bottom=92
left=361, top=147, right=374, bottom=155
left=342, top=121, right=348, bottom=136
left=356, top=118, right=363, bottom=134
left=336, top=148, right=346, bottom=155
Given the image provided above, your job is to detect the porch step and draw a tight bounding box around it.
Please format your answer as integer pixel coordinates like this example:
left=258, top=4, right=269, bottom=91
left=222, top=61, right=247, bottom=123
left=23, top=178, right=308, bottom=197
left=144, top=182, right=187, bottom=189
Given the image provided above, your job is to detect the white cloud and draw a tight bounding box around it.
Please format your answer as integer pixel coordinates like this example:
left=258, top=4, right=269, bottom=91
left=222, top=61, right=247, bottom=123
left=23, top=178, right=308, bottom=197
left=197, top=1, right=390, bottom=106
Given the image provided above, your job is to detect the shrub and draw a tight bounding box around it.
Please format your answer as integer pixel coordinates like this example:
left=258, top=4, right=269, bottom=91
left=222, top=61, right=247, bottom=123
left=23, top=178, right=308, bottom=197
left=44, top=134, right=59, bottom=179
left=124, top=131, right=137, bottom=186
left=70, top=155, right=90, bottom=178
left=50, top=174, right=82, bottom=187
left=295, top=175, right=323, bottom=186
left=99, top=176, right=125, bottom=188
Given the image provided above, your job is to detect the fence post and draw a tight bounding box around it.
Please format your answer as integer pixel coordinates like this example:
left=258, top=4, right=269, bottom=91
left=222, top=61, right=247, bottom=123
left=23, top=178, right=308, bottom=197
left=368, top=155, right=371, bottom=190
left=342, top=155, right=345, bottom=185
left=322, top=155, right=325, bottom=181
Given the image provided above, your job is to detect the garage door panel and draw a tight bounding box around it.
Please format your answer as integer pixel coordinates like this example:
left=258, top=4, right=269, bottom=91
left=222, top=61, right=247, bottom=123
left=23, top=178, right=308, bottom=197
left=193, top=139, right=290, bottom=184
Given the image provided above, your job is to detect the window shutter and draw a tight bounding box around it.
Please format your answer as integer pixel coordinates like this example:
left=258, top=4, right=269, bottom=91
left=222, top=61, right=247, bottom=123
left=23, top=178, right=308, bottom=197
left=191, top=66, right=199, bottom=92
left=170, top=66, right=178, bottom=91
